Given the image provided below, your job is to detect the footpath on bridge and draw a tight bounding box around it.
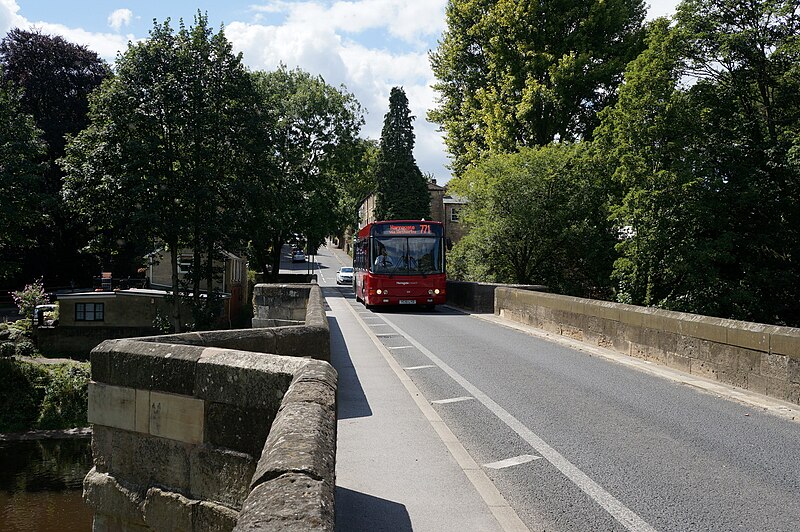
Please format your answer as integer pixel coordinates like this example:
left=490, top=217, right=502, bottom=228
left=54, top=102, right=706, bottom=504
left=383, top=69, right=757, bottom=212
left=321, top=244, right=519, bottom=532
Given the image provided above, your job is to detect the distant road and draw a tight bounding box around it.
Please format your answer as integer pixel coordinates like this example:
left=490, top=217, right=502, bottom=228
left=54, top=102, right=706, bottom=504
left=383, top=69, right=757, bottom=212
left=314, top=244, right=800, bottom=532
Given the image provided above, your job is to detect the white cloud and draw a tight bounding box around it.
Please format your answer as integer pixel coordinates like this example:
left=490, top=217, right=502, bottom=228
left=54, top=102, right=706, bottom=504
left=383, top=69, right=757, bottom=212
left=0, top=0, right=25, bottom=35
left=108, top=8, right=133, bottom=31
left=31, top=22, right=132, bottom=59
left=249, top=0, right=447, bottom=45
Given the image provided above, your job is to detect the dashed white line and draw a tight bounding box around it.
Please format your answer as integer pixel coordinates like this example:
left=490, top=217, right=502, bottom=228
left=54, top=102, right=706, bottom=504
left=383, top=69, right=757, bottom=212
left=404, top=365, right=436, bottom=370
left=484, top=455, right=542, bottom=470
left=432, top=396, right=474, bottom=404
left=389, top=345, right=414, bottom=350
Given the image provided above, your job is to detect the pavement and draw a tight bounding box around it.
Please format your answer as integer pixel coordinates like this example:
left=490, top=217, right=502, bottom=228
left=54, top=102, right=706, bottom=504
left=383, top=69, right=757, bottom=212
left=313, top=244, right=526, bottom=532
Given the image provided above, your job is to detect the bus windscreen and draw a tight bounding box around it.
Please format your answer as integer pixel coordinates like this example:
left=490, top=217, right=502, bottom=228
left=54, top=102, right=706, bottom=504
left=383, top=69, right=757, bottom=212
left=372, top=236, right=442, bottom=275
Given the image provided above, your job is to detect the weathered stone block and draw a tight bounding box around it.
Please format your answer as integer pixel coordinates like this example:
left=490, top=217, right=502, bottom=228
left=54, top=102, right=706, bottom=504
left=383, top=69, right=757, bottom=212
left=760, top=353, right=789, bottom=380
left=770, top=328, right=800, bottom=357
left=663, top=353, right=692, bottom=374
left=110, top=431, right=191, bottom=492
left=194, top=501, right=238, bottom=532
left=190, top=445, right=256, bottom=508
left=196, top=348, right=300, bottom=410
left=92, top=340, right=203, bottom=395
left=83, top=468, right=145, bottom=526
left=143, top=487, right=194, bottom=531
left=91, top=425, right=113, bottom=473
left=88, top=383, right=136, bottom=432
left=690, top=360, right=719, bottom=380
left=251, top=402, right=336, bottom=488
left=149, top=391, right=205, bottom=444
left=709, top=342, right=760, bottom=374
left=205, top=402, right=274, bottom=456
left=273, top=326, right=329, bottom=360
left=235, top=473, right=334, bottom=532
left=726, top=322, right=773, bottom=353
left=789, top=357, right=800, bottom=385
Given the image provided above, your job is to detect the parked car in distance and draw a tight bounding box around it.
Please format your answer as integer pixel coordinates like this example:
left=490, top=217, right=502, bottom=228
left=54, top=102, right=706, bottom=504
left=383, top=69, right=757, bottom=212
left=336, top=267, right=354, bottom=285
left=292, top=249, right=306, bottom=263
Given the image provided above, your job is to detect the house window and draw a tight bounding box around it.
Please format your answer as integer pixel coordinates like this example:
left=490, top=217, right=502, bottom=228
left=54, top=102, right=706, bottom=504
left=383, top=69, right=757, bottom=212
left=450, top=208, right=460, bottom=222
left=76, top=303, right=104, bottom=322
left=178, top=255, right=193, bottom=275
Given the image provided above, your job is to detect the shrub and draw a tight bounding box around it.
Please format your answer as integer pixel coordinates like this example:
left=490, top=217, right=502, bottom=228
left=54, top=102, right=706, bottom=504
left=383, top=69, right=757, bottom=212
left=0, top=342, right=15, bottom=357
left=37, top=364, right=90, bottom=429
left=15, top=340, right=35, bottom=357
left=0, top=359, right=90, bottom=432
left=11, top=278, right=49, bottom=321
left=0, top=359, right=49, bottom=432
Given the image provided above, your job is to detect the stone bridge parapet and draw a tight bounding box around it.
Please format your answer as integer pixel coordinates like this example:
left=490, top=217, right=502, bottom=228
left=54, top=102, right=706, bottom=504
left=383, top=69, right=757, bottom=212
left=83, top=283, right=337, bottom=531
left=495, top=287, right=800, bottom=405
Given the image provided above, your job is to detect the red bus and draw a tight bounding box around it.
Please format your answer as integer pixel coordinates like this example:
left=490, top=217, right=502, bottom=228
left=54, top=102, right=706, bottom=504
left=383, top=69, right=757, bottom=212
left=353, top=220, right=446, bottom=309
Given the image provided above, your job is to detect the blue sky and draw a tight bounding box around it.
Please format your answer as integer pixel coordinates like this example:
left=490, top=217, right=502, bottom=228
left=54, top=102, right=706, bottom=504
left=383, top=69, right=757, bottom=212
left=2, top=0, right=680, bottom=184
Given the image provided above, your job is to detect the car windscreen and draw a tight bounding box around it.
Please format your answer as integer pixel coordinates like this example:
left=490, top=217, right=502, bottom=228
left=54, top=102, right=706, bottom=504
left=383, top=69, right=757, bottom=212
left=341, top=267, right=353, bottom=272
left=371, top=236, right=442, bottom=275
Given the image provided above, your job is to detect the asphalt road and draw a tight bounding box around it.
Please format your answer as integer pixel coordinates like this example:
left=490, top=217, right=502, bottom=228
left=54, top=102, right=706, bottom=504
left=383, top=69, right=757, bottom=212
left=312, top=244, right=800, bottom=532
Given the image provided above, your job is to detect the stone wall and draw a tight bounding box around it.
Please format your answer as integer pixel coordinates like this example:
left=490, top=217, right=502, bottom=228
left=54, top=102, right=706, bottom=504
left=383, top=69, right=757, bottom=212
left=446, top=281, right=548, bottom=313
left=495, top=287, right=800, bottom=405
left=84, top=283, right=337, bottom=531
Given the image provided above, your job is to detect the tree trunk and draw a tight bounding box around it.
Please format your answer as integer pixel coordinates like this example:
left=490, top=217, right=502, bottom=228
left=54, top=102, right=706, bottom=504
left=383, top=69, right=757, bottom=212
left=169, top=239, right=182, bottom=333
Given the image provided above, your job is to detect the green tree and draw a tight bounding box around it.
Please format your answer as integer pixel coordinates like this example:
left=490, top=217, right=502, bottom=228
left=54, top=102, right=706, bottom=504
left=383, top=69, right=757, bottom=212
left=429, top=0, right=647, bottom=177
left=374, top=87, right=430, bottom=221
left=0, top=28, right=109, bottom=287
left=598, top=3, right=800, bottom=325
left=448, top=143, right=615, bottom=296
left=61, top=14, right=260, bottom=330
left=0, top=77, right=46, bottom=280
left=249, top=66, right=364, bottom=278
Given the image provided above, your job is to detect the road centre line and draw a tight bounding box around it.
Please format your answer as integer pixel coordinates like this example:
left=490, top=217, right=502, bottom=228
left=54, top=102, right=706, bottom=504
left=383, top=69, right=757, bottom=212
left=344, top=304, right=530, bottom=532
left=379, top=316, right=658, bottom=532
left=432, top=396, right=474, bottom=404
left=484, top=454, right=542, bottom=470
left=389, top=345, right=414, bottom=350
left=404, top=365, right=436, bottom=370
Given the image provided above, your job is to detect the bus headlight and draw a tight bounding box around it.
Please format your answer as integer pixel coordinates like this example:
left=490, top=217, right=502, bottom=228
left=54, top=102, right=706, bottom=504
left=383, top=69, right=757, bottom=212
left=377, top=289, right=387, bottom=295
left=434, top=289, right=440, bottom=295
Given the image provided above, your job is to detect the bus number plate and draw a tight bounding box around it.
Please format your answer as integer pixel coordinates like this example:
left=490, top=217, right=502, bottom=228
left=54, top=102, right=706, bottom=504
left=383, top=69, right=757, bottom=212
left=399, top=299, right=416, bottom=305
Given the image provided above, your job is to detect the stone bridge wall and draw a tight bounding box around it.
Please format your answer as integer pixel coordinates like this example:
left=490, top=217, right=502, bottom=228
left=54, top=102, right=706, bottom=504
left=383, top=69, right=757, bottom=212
left=446, top=280, right=548, bottom=313
left=495, top=287, right=800, bottom=405
left=83, top=283, right=337, bottom=531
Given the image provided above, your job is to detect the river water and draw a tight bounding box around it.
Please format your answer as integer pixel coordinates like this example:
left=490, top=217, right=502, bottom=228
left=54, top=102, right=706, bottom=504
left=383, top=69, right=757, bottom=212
left=0, top=438, right=93, bottom=531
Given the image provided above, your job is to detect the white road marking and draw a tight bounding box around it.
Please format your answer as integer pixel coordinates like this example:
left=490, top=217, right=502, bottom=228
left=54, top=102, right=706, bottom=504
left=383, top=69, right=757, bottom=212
left=404, top=365, right=436, bottom=370
left=389, top=345, right=414, bottom=350
left=374, top=333, right=397, bottom=337
left=380, top=316, right=659, bottom=532
left=484, top=455, right=542, bottom=470
left=432, top=396, right=474, bottom=404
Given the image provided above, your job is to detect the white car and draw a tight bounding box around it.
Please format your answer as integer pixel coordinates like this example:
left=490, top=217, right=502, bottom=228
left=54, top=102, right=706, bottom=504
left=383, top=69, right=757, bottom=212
left=336, top=266, right=354, bottom=285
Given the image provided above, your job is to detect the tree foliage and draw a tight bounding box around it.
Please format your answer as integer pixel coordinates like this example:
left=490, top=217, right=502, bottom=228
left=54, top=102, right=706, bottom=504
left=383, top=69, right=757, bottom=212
left=0, top=28, right=109, bottom=287
left=374, top=87, right=430, bottom=221
left=249, top=66, right=364, bottom=278
left=0, top=77, right=46, bottom=280
left=597, top=1, right=800, bottom=324
left=448, top=143, right=615, bottom=296
left=61, top=14, right=260, bottom=329
left=429, top=0, right=647, bottom=177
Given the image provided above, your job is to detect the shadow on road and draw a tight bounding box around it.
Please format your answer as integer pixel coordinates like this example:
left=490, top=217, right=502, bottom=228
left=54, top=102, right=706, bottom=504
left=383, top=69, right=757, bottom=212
left=335, top=487, right=412, bottom=532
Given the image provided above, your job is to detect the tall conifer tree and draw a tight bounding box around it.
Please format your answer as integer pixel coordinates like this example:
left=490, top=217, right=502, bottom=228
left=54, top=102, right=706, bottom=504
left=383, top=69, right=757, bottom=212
left=374, top=87, right=430, bottom=221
